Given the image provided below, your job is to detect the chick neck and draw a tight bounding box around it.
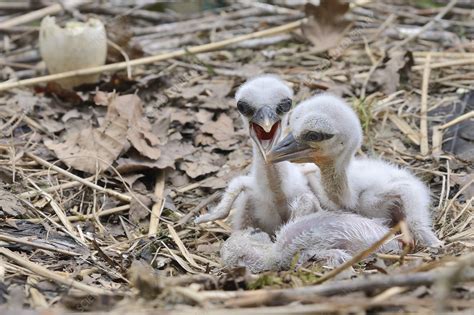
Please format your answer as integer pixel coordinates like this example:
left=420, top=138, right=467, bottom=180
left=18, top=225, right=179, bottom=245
left=317, top=156, right=354, bottom=210
left=251, top=144, right=289, bottom=222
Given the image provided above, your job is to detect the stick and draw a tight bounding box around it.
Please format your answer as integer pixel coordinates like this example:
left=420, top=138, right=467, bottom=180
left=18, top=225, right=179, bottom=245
left=26, top=178, right=77, bottom=237
left=388, top=114, right=421, bottom=145
left=0, top=247, right=112, bottom=295
left=389, top=0, right=457, bottom=52
left=0, top=4, right=62, bottom=29
left=0, top=20, right=304, bottom=92
left=215, top=267, right=474, bottom=307
left=167, top=224, right=204, bottom=271
left=412, top=58, right=474, bottom=71
left=439, top=110, right=474, bottom=130
left=11, top=205, right=130, bottom=224
left=420, top=53, right=431, bottom=156
left=0, top=1, right=90, bottom=29
left=0, top=233, right=80, bottom=256
left=18, top=176, right=96, bottom=199
left=432, top=111, right=474, bottom=158
left=148, top=171, right=166, bottom=236
left=25, top=153, right=131, bottom=203
left=177, top=191, right=221, bottom=226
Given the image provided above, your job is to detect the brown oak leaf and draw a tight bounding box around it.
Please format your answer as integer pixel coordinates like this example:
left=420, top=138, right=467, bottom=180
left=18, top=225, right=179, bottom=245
left=45, top=117, right=128, bottom=173
left=301, top=0, right=350, bottom=52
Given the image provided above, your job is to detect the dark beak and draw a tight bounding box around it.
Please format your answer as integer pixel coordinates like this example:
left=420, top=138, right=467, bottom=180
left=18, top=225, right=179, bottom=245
left=249, top=106, right=282, bottom=161
left=250, top=106, right=280, bottom=132
left=267, top=133, right=313, bottom=163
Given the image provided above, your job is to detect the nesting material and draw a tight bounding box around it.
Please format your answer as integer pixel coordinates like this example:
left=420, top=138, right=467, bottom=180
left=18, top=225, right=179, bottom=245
left=39, top=16, right=107, bottom=89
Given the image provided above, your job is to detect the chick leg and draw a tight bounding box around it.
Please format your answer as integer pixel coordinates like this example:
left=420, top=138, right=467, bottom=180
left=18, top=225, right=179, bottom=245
left=380, top=192, right=442, bottom=248
left=195, top=175, right=252, bottom=224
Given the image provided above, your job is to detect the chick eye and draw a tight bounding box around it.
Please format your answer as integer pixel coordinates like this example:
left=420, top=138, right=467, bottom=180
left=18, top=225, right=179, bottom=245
left=302, top=131, right=334, bottom=142
left=237, top=100, right=255, bottom=116
left=276, top=98, right=292, bottom=115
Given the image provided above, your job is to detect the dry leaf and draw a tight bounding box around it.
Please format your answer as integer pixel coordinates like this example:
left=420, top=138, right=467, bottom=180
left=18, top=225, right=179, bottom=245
left=45, top=117, right=128, bottom=173
left=205, top=80, right=233, bottom=99
left=129, top=194, right=152, bottom=224
left=152, top=114, right=171, bottom=144
left=181, top=161, right=220, bottom=179
left=0, top=190, right=25, bottom=217
left=107, top=94, right=162, bottom=160
left=195, top=109, right=214, bottom=124
left=301, top=0, right=350, bottom=52
left=116, top=141, right=196, bottom=173
left=180, top=80, right=233, bottom=109
left=169, top=108, right=194, bottom=125
left=200, top=113, right=234, bottom=141
left=201, top=80, right=234, bottom=110
left=371, top=51, right=413, bottom=95
left=181, top=151, right=222, bottom=179
left=93, top=91, right=117, bottom=106
left=181, top=85, right=206, bottom=100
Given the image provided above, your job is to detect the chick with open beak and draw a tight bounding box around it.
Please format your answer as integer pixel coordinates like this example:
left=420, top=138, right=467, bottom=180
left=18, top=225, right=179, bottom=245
left=195, top=75, right=322, bottom=235
left=238, top=95, right=291, bottom=161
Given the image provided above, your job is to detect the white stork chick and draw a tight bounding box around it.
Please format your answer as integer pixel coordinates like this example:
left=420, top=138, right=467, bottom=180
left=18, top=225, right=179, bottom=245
left=268, top=94, right=442, bottom=247
left=221, top=194, right=401, bottom=273
left=195, top=75, right=320, bottom=235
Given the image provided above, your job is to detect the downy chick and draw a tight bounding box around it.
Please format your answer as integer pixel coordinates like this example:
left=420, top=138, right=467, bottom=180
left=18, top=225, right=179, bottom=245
left=268, top=94, right=442, bottom=247
left=221, top=194, right=401, bottom=273
left=195, top=75, right=320, bottom=235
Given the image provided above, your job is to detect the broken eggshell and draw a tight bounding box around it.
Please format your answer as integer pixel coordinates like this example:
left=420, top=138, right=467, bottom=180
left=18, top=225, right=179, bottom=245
left=39, top=16, right=107, bottom=89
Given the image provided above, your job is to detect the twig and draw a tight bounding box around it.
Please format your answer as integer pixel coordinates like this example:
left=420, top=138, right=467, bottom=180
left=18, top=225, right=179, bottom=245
left=413, top=51, right=474, bottom=58
left=412, top=58, right=474, bottom=71
left=107, top=39, right=132, bottom=79
left=0, top=247, right=113, bottom=295
left=389, top=0, right=458, bottom=52
left=211, top=266, right=474, bottom=307
left=148, top=171, right=166, bottom=236
left=360, top=55, right=384, bottom=99
left=167, top=224, right=204, bottom=271
left=161, top=242, right=197, bottom=275
left=432, top=111, right=474, bottom=158
left=238, top=0, right=300, bottom=15
left=370, top=286, right=409, bottom=304
left=0, top=233, right=80, bottom=256
left=177, top=191, right=221, bottom=226
left=0, top=20, right=304, bottom=92
left=432, top=126, right=444, bottom=159
left=12, top=205, right=130, bottom=224
left=313, top=222, right=401, bottom=285
left=0, top=1, right=90, bottom=29
left=25, top=152, right=132, bottom=203
left=388, top=114, right=421, bottom=145
left=439, top=110, right=474, bottom=130
left=26, top=178, right=77, bottom=238
left=18, top=176, right=95, bottom=199
left=420, top=53, right=431, bottom=156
